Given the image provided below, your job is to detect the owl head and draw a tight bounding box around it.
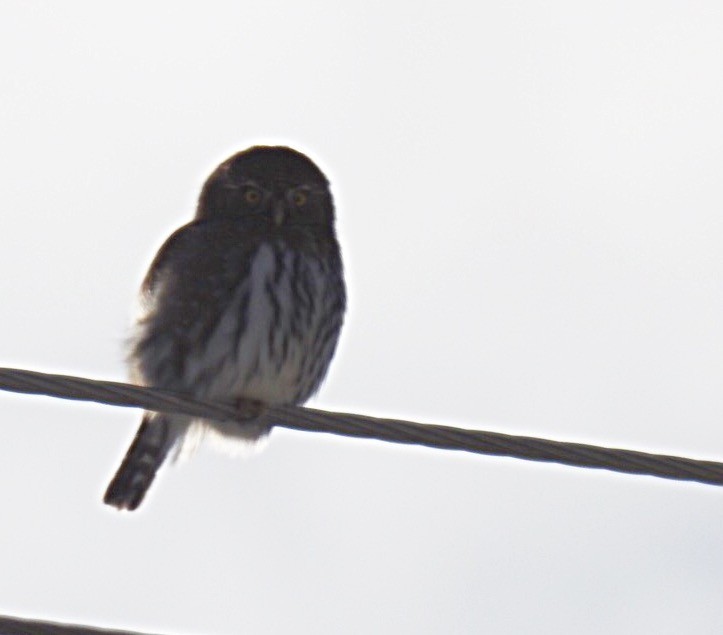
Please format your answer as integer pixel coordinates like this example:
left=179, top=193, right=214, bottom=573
left=196, top=146, right=334, bottom=227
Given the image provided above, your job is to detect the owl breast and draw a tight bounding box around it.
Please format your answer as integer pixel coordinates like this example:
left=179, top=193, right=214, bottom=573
left=182, top=241, right=344, bottom=406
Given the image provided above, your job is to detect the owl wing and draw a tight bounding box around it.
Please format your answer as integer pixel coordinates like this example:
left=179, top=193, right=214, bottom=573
left=141, top=221, right=199, bottom=296
left=141, top=218, right=268, bottom=295
left=131, top=219, right=265, bottom=386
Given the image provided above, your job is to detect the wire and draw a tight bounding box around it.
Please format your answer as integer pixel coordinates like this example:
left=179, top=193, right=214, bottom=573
left=0, top=613, right=160, bottom=635
left=0, top=366, right=721, bottom=487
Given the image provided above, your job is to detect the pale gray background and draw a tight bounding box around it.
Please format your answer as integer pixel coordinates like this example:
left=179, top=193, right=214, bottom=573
left=1, top=1, right=722, bottom=634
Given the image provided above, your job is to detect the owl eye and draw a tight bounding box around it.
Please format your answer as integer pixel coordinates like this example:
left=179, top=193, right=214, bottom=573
left=292, top=190, right=308, bottom=207
left=244, top=187, right=262, bottom=205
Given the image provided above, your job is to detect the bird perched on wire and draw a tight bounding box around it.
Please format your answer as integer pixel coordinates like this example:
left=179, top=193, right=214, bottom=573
left=104, top=146, right=346, bottom=510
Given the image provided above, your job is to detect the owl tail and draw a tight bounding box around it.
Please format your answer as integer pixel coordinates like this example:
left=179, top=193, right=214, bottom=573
left=104, top=413, right=174, bottom=511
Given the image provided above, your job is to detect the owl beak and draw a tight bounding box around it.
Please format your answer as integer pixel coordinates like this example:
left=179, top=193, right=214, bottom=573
left=273, top=201, right=286, bottom=226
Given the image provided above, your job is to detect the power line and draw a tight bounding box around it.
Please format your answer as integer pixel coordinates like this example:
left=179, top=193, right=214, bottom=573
left=0, top=366, right=721, bottom=487
left=0, top=613, right=162, bottom=635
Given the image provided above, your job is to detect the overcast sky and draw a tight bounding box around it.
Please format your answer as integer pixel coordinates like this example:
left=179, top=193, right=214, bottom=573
left=1, top=1, right=723, bottom=634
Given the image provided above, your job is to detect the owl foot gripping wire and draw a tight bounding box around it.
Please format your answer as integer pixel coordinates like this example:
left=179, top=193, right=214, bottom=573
left=104, top=146, right=346, bottom=510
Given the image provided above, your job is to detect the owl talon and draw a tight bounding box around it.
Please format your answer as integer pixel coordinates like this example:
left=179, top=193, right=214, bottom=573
left=236, top=398, right=265, bottom=419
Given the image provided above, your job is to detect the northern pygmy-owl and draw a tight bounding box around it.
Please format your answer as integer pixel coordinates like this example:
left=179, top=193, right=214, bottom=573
left=104, top=146, right=346, bottom=510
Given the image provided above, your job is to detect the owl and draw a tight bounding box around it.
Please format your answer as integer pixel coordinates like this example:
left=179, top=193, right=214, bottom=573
left=104, top=146, right=346, bottom=510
